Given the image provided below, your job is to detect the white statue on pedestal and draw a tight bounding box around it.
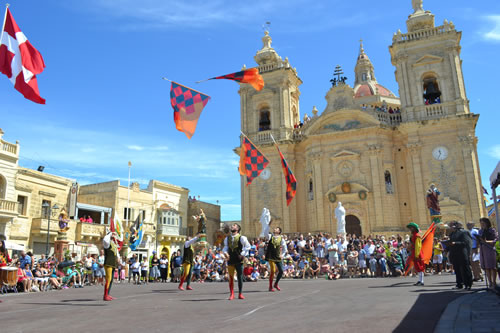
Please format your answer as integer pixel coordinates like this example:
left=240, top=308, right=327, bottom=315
left=259, top=208, right=271, bottom=237
left=335, top=202, right=346, bottom=235
left=412, top=0, right=424, bottom=13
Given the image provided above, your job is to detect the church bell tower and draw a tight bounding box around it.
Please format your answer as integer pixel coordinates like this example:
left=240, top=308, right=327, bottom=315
left=389, top=0, right=469, bottom=121
left=239, top=31, right=302, bottom=144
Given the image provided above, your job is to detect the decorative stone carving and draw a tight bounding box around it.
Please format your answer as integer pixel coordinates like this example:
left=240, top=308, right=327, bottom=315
left=337, top=161, right=354, bottom=178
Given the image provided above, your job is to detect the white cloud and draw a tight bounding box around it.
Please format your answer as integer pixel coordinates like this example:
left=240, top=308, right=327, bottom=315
left=488, top=145, right=500, bottom=159
left=482, top=15, right=500, bottom=41
left=127, top=145, right=144, bottom=151
left=70, top=0, right=361, bottom=32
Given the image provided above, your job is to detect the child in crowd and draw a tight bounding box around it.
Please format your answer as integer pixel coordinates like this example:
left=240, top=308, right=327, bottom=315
left=369, top=254, right=377, bottom=277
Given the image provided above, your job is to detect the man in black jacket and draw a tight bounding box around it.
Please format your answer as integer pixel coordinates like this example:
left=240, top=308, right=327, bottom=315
left=447, top=221, right=473, bottom=290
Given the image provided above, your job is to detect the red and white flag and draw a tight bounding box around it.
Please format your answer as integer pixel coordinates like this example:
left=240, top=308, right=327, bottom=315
left=0, top=7, right=45, bottom=104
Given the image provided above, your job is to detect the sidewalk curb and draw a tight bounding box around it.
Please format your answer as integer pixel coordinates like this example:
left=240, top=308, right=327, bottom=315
left=434, top=291, right=485, bottom=333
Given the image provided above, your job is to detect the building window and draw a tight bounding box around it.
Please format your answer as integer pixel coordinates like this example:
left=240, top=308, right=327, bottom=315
left=41, top=200, right=51, bottom=218
left=423, top=75, right=441, bottom=105
left=17, top=195, right=27, bottom=215
left=308, top=179, right=314, bottom=200
left=0, top=175, right=6, bottom=199
left=123, top=207, right=134, bottom=221
left=385, top=171, right=393, bottom=194
left=259, top=109, right=271, bottom=131
left=139, top=209, right=146, bottom=222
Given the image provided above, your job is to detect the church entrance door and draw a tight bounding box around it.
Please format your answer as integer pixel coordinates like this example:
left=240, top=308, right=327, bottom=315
left=345, top=215, right=362, bottom=237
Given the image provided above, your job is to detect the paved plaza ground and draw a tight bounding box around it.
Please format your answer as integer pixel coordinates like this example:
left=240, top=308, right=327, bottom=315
left=0, top=274, right=489, bottom=333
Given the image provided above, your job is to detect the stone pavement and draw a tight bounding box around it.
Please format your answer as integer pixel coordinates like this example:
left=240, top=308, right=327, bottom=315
left=0, top=274, right=479, bottom=333
left=435, top=289, right=500, bottom=333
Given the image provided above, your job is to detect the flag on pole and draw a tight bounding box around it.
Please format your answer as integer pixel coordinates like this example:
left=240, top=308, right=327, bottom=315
left=238, top=135, right=269, bottom=185
left=129, top=216, right=144, bottom=251
left=207, top=68, right=264, bottom=91
left=274, top=143, right=297, bottom=206
left=482, top=186, right=489, bottom=195
left=0, top=7, right=45, bottom=104
left=110, top=211, right=124, bottom=250
left=170, top=81, right=210, bottom=139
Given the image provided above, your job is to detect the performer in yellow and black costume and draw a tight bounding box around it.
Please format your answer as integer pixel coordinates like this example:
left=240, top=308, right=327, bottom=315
left=103, top=231, right=120, bottom=301
left=266, top=226, right=287, bottom=292
left=223, top=223, right=251, bottom=300
left=178, top=235, right=199, bottom=291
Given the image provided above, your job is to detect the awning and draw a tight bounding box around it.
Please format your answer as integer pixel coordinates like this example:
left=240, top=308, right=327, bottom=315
left=77, top=202, right=112, bottom=214
left=5, top=240, right=25, bottom=251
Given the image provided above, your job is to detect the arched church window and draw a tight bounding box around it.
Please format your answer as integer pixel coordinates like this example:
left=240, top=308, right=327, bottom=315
left=362, top=73, right=367, bottom=81
left=259, top=109, right=271, bottom=131
left=423, top=74, right=441, bottom=105
left=385, top=171, right=393, bottom=194
left=0, top=174, right=6, bottom=199
left=308, top=179, right=314, bottom=200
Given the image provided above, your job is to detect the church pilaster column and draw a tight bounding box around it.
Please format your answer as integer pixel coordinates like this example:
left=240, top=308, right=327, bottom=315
left=311, top=153, right=324, bottom=232
left=407, top=142, right=427, bottom=227
left=459, top=135, right=482, bottom=220
left=368, top=145, right=384, bottom=229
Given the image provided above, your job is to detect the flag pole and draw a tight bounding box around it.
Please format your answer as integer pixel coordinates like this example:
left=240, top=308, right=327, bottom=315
left=270, top=133, right=278, bottom=145
left=0, top=4, right=10, bottom=45
left=162, top=77, right=209, bottom=96
left=195, top=78, right=211, bottom=84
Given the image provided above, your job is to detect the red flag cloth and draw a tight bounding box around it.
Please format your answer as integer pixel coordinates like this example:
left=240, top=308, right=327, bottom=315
left=238, top=136, right=269, bottom=185
left=275, top=144, right=297, bottom=206
left=210, top=68, right=264, bottom=91
left=170, top=82, right=210, bottom=139
left=405, top=223, right=436, bottom=275
left=0, top=8, right=45, bottom=104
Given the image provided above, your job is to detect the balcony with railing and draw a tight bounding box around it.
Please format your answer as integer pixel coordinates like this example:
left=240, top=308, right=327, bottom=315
left=76, top=222, right=106, bottom=241
left=0, top=199, right=18, bottom=218
left=31, top=218, right=60, bottom=237
left=393, top=22, right=455, bottom=43
left=0, top=139, right=19, bottom=159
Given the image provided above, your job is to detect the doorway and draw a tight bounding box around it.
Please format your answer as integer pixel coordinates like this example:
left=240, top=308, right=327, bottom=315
left=346, top=215, right=362, bottom=237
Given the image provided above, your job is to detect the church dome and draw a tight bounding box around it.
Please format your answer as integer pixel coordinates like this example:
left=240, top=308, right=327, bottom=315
left=354, top=83, right=395, bottom=98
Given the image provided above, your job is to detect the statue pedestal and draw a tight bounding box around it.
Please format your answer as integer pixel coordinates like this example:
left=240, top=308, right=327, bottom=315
left=194, top=234, right=210, bottom=255
left=54, top=235, right=69, bottom=262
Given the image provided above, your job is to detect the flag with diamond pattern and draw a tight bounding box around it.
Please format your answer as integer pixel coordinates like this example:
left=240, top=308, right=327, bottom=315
left=276, top=145, right=297, bottom=206
left=170, top=82, right=210, bottom=139
left=238, top=135, right=269, bottom=185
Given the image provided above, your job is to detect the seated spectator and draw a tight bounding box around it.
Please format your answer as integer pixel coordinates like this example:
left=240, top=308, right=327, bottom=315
left=296, top=257, right=309, bottom=279
left=17, top=261, right=32, bottom=292
left=33, top=263, right=49, bottom=292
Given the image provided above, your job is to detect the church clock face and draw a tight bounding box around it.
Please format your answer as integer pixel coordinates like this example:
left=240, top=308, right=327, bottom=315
left=260, top=168, right=271, bottom=180
left=432, top=146, right=448, bottom=161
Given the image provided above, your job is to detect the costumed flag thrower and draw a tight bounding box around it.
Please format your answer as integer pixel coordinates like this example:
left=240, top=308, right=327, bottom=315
left=404, top=222, right=436, bottom=275
left=164, top=78, right=211, bottom=139
left=239, top=132, right=269, bottom=185
left=271, top=134, right=297, bottom=206
left=0, top=5, right=45, bottom=104
left=197, top=68, right=264, bottom=91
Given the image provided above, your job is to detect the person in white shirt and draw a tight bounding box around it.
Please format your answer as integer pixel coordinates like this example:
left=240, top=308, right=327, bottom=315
left=328, top=241, right=339, bottom=267
left=178, top=235, right=199, bottom=291
left=223, top=223, right=251, bottom=300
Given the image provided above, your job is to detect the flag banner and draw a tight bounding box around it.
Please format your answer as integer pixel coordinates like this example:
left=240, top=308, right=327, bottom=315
left=0, top=7, right=45, bottom=104
left=482, top=186, right=489, bottom=195
left=170, top=81, right=210, bottom=139
left=238, top=135, right=269, bottom=185
left=129, top=222, right=144, bottom=251
left=275, top=144, right=297, bottom=206
left=405, top=223, right=436, bottom=275
left=110, top=211, right=124, bottom=247
left=209, top=68, right=264, bottom=91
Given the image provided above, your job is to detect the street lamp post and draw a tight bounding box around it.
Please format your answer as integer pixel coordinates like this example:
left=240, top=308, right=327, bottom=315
left=43, top=202, right=59, bottom=256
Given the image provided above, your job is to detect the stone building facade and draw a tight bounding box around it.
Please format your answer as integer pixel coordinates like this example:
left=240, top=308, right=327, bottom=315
left=238, top=3, right=485, bottom=238
left=187, top=199, right=221, bottom=245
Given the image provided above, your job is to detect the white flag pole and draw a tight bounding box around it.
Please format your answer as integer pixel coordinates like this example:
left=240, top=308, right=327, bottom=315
left=270, top=133, right=278, bottom=146
left=0, top=4, right=10, bottom=46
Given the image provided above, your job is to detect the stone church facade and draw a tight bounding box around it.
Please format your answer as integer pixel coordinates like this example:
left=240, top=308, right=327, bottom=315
left=237, top=3, right=486, bottom=238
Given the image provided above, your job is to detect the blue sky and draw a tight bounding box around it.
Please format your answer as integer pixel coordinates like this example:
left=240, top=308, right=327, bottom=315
left=1, top=0, right=499, bottom=220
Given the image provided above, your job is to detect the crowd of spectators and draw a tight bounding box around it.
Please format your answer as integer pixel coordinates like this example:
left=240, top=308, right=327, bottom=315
left=1, top=219, right=499, bottom=295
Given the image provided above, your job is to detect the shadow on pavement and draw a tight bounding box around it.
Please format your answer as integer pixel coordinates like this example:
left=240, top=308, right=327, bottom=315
left=21, top=302, right=106, bottom=307
left=180, top=298, right=222, bottom=302
left=60, top=299, right=96, bottom=302
left=393, top=290, right=462, bottom=333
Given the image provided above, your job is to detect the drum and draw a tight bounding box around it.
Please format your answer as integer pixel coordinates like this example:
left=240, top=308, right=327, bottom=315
left=1, top=267, right=18, bottom=286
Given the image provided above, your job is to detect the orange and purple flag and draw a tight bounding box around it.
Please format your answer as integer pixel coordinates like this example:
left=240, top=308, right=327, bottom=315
left=170, top=82, right=210, bottom=139
left=209, top=68, right=264, bottom=91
